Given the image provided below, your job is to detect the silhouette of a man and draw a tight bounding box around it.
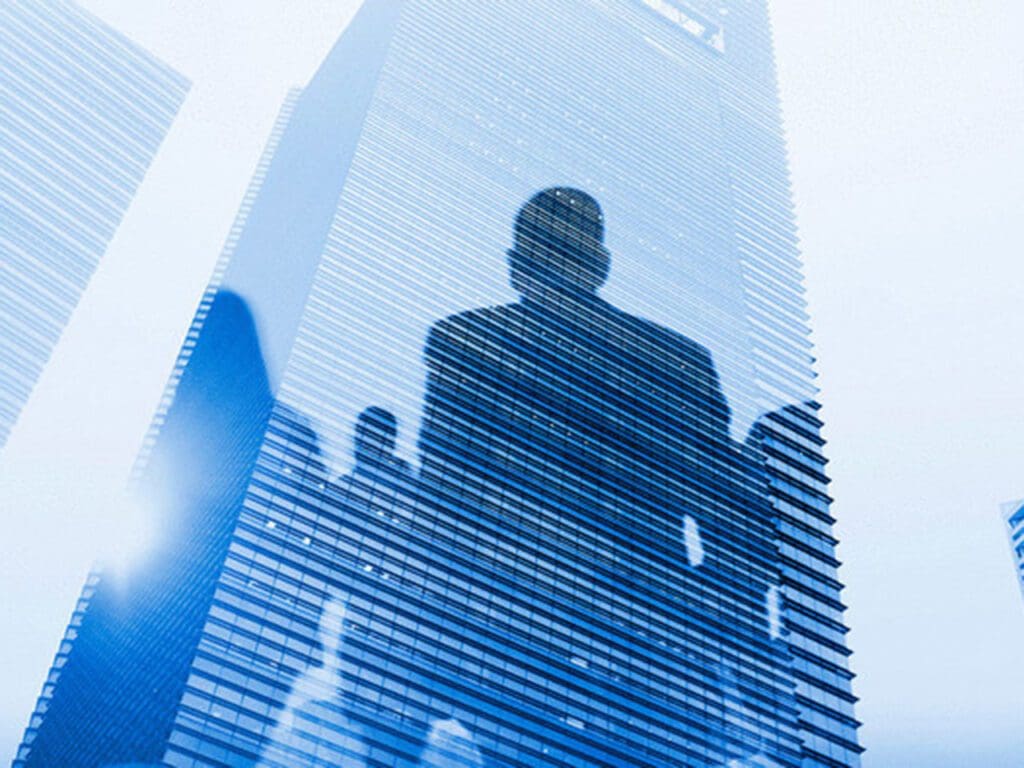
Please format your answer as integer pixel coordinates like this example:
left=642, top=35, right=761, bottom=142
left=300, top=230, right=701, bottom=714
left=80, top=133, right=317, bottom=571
left=417, top=187, right=730, bottom=546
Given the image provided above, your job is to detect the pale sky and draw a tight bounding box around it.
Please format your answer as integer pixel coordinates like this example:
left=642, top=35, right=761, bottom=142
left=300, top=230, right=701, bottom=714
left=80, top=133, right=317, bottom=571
left=2, top=2, right=1022, bottom=765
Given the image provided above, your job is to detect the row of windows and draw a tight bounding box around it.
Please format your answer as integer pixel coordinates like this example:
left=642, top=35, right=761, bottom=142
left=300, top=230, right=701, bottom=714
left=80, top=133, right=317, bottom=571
left=151, top=2, right=854, bottom=766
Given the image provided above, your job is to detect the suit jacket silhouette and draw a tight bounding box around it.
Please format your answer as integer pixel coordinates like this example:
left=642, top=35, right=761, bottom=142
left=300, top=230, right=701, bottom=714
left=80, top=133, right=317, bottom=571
left=417, top=289, right=732, bottom=549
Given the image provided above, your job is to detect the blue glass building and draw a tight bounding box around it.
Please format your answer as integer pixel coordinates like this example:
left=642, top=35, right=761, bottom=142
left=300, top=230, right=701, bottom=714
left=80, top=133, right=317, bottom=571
left=1002, top=500, right=1024, bottom=603
left=16, top=1, right=862, bottom=766
left=0, top=0, right=189, bottom=451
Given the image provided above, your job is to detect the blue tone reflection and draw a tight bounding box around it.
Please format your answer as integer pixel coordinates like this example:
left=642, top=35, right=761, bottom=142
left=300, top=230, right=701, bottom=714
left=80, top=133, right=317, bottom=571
left=15, top=1, right=861, bottom=767
left=0, top=0, right=188, bottom=450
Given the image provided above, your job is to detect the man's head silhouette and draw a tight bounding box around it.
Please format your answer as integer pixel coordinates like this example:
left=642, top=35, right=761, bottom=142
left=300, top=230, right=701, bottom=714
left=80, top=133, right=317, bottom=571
left=353, top=406, right=398, bottom=469
left=508, top=187, right=611, bottom=299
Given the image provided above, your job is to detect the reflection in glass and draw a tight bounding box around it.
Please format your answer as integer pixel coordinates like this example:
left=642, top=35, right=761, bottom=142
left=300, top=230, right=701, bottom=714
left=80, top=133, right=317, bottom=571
left=257, top=597, right=368, bottom=768
left=727, top=755, right=784, bottom=768
left=418, top=188, right=733, bottom=590
left=417, top=719, right=485, bottom=768
left=683, top=514, right=706, bottom=568
left=345, top=405, right=411, bottom=485
left=15, top=0, right=862, bottom=763
left=716, top=664, right=790, bottom=768
left=765, top=585, right=783, bottom=641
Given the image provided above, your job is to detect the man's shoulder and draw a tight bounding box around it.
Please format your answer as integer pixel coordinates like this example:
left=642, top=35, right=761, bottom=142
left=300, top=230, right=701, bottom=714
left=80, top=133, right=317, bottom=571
left=428, top=303, right=524, bottom=341
left=611, top=306, right=714, bottom=367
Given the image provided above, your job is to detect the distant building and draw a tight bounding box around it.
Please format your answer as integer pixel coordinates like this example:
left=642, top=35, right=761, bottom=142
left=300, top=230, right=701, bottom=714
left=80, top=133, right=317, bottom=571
left=18, top=2, right=862, bottom=767
left=1002, top=500, right=1024, bottom=601
left=0, top=0, right=188, bottom=450
left=11, top=87, right=299, bottom=768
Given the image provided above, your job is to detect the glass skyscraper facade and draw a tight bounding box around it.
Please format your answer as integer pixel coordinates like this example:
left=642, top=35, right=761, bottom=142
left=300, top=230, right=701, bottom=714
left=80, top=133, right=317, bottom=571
left=1002, top=500, right=1024, bottom=603
left=16, top=2, right=862, bottom=767
left=0, top=0, right=188, bottom=451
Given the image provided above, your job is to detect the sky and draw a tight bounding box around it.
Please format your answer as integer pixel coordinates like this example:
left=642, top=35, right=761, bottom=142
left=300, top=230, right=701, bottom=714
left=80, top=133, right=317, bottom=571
left=2, top=1, right=1022, bottom=765
left=770, top=1, right=1024, bottom=764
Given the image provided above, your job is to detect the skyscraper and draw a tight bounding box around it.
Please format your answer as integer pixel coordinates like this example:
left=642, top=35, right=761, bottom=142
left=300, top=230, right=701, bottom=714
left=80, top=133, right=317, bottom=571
left=0, top=0, right=188, bottom=451
left=1002, top=500, right=1024, bottom=603
left=17, top=2, right=862, bottom=767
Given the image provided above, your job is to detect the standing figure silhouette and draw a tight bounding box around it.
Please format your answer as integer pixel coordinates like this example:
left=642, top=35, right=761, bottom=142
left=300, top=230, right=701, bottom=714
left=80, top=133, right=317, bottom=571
left=342, top=405, right=411, bottom=485
left=416, top=187, right=732, bottom=579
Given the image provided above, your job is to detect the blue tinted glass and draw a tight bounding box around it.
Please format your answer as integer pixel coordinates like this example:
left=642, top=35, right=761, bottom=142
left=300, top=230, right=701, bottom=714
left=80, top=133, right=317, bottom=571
left=16, top=2, right=861, bottom=768
left=0, top=0, right=188, bottom=450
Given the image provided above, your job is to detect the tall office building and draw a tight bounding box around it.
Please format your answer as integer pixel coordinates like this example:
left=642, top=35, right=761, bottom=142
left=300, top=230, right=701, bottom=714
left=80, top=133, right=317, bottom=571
left=0, top=0, right=188, bottom=450
left=1002, top=500, right=1024, bottom=602
left=17, top=2, right=862, bottom=767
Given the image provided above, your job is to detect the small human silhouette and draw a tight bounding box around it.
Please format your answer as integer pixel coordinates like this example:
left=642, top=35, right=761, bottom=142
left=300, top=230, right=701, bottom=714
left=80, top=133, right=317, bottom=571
left=347, top=406, right=410, bottom=483
left=417, top=188, right=731, bottom=546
